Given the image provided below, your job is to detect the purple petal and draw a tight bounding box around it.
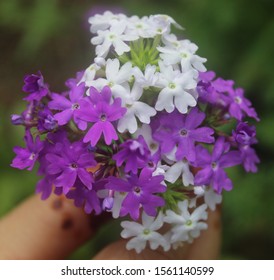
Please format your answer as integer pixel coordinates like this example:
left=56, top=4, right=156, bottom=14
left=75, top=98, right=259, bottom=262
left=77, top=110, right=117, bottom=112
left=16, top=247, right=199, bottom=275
left=54, top=109, right=73, bottom=126
left=69, top=82, right=85, bottom=102
left=219, top=151, right=242, bottom=168
left=212, top=137, right=227, bottom=161
left=189, top=127, right=215, bottom=143
left=55, top=169, right=77, bottom=193
left=102, top=122, right=118, bottom=144
left=106, top=177, right=131, bottom=192
left=121, top=193, right=140, bottom=220
left=83, top=123, right=103, bottom=146
left=48, top=93, right=71, bottom=110
left=185, top=107, right=205, bottom=129
left=77, top=168, right=93, bottom=189
left=213, top=169, right=233, bottom=193
left=194, top=167, right=213, bottom=185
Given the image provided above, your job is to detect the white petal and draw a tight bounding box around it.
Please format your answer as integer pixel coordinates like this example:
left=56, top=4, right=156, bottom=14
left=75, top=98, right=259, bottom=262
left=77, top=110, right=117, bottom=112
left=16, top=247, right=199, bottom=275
left=121, top=221, right=144, bottom=237
left=174, top=92, right=196, bottom=113
left=155, top=88, right=175, bottom=112
left=134, top=102, right=156, bottom=123
left=126, top=237, right=146, bottom=253
left=118, top=112, right=138, bottom=133
left=165, top=161, right=184, bottom=183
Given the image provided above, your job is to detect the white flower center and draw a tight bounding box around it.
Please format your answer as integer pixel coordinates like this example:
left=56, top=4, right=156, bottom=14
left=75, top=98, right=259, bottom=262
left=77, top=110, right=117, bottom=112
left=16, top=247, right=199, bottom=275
left=29, top=152, right=36, bottom=160
left=211, top=161, right=218, bottom=170
left=185, top=220, right=192, bottom=226
left=100, top=114, right=107, bottom=122
left=72, top=103, right=80, bottom=110
left=180, top=129, right=188, bottom=137
left=234, top=96, right=242, bottom=104
left=70, top=163, right=78, bottom=169
left=168, top=82, right=176, bottom=89
left=143, top=229, right=150, bottom=235
left=108, top=33, right=116, bottom=41
left=108, top=81, right=114, bottom=87
left=133, top=186, right=141, bottom=195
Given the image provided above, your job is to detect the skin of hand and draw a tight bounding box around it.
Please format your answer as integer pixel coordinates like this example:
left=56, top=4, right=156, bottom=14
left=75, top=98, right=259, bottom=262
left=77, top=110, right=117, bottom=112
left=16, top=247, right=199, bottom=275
left=0, top=194, right=221, bottom=260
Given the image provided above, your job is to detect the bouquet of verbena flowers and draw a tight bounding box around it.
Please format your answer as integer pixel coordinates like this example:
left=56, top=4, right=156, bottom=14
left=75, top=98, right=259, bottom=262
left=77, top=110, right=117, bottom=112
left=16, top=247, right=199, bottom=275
left=11, top=11, right=259, bottom=253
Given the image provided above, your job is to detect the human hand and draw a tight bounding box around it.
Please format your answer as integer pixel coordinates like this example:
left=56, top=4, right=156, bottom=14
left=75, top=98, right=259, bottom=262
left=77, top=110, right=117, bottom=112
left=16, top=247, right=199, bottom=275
left=0, top=194, right=221, bottom=260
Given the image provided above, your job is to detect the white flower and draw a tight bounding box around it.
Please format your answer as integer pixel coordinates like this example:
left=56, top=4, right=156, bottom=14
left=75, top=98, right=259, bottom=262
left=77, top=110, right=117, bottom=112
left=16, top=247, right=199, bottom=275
left=79, top=63, right=100, bottom=87
left=155, top=62, right=197, bottom=113
left=135, top=124, right=159, bottom=155
left=133, top=65, right=159, bottom=88
left=158, top=39, right=207, bottom=72
left=164, top=200, right=208, bottom=243
left=162, top=33, right=180, bottom=48
left=193, top=186, right=222, bottom=211
left=88, top=11, right=127, bottom=33
left=91, top=58, right=132, bottom=98
left=126, top=16, right=154, bottom=38
left=91, top=22, right=138, bottom=58
left=147, top=14, right=183, bottom=36
left=165, top=159, right=194, bottom=186
left=117, top=83, right=156, bottom=133
left=121, top=211, right=170, bottom=253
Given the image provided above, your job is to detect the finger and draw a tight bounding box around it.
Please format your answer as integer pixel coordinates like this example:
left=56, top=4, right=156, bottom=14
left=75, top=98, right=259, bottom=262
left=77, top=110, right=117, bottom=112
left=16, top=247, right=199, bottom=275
left=0, top=194, right=94, bottom=259
left=93, top=207, right=221, bottom=260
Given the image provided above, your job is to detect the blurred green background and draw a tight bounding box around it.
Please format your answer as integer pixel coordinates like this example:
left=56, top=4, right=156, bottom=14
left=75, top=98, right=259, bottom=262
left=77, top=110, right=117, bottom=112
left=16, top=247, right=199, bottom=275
left=0, top=0, right=273, bottom=259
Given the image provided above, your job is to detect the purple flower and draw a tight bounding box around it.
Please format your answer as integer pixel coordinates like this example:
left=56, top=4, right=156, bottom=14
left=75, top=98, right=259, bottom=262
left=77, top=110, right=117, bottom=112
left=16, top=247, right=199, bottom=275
left=22, top=72, right=49, bottom=101
left=35, top=176, right=54, bottom=200
left=102, top=196, right=114, bottom=211
left=232, top=122, right=259, bottom=173
left=197, top=71, right=231, bottom=107
left=77, top=86, right=126, bottom=146
left=197, top=71, right=215, bottom=101
left=45, top=140, right=97, bottom=194
left=11, top=130, right=44, bottom=171
left=65, top=70, right=85, bottom=89
left=66, top=181, right=103, bottom=214
left=153, top=108, right=215, bottom=161
left=227, top=88, right=259, bottom=121
left=194, top=137, right=242, bottom=193
left=106, top=168, right=165, bottom=220
left=239, top=145, right=260, bottom=173
left=12, top=101, right=38, bottom=128
left=11, top=114, right=24, bottom=125
left=48, top=82, right=87, bottom=130
left=37, top=106, right=58, bottom=132
left=113, top=135, right=150, bottom=174
left=233, top=122, right=257, bottom=146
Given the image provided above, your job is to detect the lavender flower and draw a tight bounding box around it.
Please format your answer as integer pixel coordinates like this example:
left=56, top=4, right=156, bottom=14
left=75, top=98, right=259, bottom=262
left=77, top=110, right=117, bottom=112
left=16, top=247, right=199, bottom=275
left=66, top=181, right=103, bottom=214
left=45, top=140, right=96, bottom=194
left=233, top=122, right=257, bottom=146
left=227, top=88, right=259, bottom=121
left=233, top=122, right=260, bottom=172
left=153, top=108, right=214, bottom=161
left=11, top=130, right=44, bottom=171
left=48, top=82, right=87, bottom=130
left=37, top=106, right=58, bottom=132
left=194, top=137, right=242, bottom=193
left=113, top=135, right=150, bottom=174
left=22, top=72, right=49, bottom=101
left=106, top=168, right=165, bottom=220
left=77, top=86, right=126, bottom=146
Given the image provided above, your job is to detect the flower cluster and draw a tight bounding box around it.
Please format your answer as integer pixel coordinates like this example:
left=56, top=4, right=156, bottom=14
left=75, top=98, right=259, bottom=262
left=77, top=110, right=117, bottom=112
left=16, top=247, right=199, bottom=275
left=11, top=11, right=260, bottom=253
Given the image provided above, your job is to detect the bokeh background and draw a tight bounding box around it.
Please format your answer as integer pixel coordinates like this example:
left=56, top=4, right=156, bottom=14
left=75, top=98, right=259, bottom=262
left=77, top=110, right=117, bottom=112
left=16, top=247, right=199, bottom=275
left=0, top=0, right=273, bottom=259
